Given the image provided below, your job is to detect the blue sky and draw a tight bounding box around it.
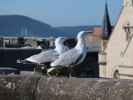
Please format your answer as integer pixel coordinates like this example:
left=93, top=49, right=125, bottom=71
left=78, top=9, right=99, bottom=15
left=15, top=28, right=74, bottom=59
left=0, top=0, right=122, bottom=27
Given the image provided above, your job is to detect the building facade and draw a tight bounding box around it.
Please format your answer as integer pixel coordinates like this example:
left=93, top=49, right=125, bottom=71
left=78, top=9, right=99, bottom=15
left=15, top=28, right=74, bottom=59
left=99, top=0, right=133, bottom=79
left=99, top=2, right=112, bottom=78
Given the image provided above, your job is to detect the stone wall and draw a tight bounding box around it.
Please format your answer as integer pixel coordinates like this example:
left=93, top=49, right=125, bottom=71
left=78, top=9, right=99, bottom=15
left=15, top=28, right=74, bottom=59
left=0, top=75, right=133, bottom=100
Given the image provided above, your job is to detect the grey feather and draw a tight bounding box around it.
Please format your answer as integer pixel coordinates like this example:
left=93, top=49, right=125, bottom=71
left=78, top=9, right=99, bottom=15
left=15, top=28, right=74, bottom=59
left=51, top=48, right=86, bottom=67
left=26, top=49, right=59, bottom=64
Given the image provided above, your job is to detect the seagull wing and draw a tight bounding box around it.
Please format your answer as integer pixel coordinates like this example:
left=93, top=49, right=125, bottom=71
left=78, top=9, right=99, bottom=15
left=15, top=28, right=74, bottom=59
left=51, top=48, right=82, bottom=67
left=26, top=49, right=59, bottom=64
left=62, top=45, right=69, bottom=53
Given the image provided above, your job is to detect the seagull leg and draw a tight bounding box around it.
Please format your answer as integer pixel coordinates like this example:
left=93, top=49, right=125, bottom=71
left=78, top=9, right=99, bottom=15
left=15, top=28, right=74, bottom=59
left=41, top=64, right=47, bottom=75
left=69, top=65, right=73, bottom=77
left=33, top=64, right=37, bottom=72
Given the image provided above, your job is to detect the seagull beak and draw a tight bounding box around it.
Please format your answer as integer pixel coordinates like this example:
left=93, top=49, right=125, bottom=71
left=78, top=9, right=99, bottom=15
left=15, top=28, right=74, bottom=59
left=84, top=31, right=89, bottom=36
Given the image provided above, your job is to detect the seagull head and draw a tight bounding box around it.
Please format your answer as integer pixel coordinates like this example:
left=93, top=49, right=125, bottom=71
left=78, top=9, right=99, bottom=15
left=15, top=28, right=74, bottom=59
left=77, top=31, right=89, bottom=39
left=75, top=31, right=89, bottom=50
left=54, top=37, right=69, bottom=54
left=55, top=37, right=67, bottom=46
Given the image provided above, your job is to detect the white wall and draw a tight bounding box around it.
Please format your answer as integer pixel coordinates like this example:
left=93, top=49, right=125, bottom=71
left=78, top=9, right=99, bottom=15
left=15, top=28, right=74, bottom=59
left=106, top=4, right=133, bottom=78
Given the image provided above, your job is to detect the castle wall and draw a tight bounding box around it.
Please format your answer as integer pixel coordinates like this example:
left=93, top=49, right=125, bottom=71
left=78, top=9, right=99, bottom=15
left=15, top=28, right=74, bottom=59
left=106, top=0, right=133, bottom=78
left=0, top=75, right=133, bottom=100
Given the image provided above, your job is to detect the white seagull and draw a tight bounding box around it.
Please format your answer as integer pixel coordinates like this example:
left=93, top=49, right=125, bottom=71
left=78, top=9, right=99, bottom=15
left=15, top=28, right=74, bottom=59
left=50, top=31, right=88, bottom=76
left=25, top=37, right=69, bottom=64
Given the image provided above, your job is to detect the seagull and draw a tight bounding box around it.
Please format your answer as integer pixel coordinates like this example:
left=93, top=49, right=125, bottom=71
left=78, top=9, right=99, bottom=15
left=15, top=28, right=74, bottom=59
left=50, top=31, right=88, bottom=76
left=25, top=37, right=69, bottom=64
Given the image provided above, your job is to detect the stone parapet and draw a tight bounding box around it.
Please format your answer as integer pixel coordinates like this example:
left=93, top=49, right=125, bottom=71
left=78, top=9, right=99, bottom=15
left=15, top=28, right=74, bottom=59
left=0, top=75, right=133, bottom=100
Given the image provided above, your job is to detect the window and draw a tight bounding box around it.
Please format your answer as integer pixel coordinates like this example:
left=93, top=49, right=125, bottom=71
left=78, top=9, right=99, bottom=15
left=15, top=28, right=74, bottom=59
left=123, top=23, right=133, bottom=41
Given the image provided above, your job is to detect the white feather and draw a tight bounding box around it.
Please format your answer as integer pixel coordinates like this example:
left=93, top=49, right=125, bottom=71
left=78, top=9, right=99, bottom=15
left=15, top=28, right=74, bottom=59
left=50, top=31, right=88, bottom=67
left=25, top=37, right=69, bottom=64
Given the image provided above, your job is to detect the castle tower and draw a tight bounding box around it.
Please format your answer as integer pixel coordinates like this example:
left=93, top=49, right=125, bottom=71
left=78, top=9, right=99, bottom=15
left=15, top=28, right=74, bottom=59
left=101, top=2, right=112, bottom=51
left=101, top=2, right=112, bottom=40
left=123, top=0, right=133, bottom=7
left=99, top=2, right=112, bottom=77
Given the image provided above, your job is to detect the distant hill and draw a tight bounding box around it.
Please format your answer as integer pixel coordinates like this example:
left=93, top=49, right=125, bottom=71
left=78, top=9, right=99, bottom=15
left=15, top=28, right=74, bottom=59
left=0, top=15, right=100, bottom=37
left=0, top=15, right=57, bottom=37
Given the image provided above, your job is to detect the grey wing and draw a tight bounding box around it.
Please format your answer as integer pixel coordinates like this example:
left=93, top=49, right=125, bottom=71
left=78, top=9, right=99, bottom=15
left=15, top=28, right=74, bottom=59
left=62, top=45, right=69, bottom=53
left=55, top=45, right=69, bottom=54
left=51, top=49, right=81, bottom=67
left=26, top=49, right=59, bottom=64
